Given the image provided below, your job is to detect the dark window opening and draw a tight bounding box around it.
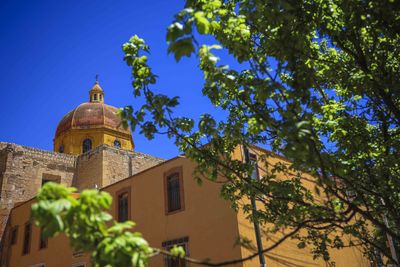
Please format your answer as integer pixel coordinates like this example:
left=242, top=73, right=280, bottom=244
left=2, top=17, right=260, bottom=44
left=93, top=94, right=97, bottom=101
left=59, top=145, right=64, bottom=153
left=41, top=179, right=51, bottom=186
left=114, top=140, right=121, bottom=148
left=162, top=236, right=189, bottom=267
left=10, top=226, right=18, bottom=245
left=167, top=174, right=181, bottom=212
left=42, top=174, right=61, bottom=186
left=82, top=139, right=92, bottom=153
left=39, top=227, right=48, bottom=250
left=118, top=192, right=129, bottom=222
left=249, top=153, right=259, bottom=180
left=22, top=223, right=31, bottom=255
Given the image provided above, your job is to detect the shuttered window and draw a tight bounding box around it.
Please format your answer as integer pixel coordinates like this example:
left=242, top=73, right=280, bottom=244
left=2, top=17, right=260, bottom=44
left=39, top=227, right=48, bottom=250
left=10, top=226, right=18, bottom=245
left=118, top=192, right=129, bottom=222
left=167, top=174, right=181, bottom=212
left=249, top=153, right=259, bottom=180
left=22, top=223, right=31, bottom=255
left=162, top=236, right=189, bottom=267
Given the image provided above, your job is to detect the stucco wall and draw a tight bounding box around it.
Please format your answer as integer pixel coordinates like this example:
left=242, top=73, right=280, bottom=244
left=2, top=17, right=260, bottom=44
left=104, top=156, right=243, bottom=267
left=232, top=145, right=370, bottom=267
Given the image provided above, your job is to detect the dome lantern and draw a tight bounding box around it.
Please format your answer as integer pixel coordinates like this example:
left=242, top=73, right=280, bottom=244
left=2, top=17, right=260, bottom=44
left=89, top=76, right=104, bottom=103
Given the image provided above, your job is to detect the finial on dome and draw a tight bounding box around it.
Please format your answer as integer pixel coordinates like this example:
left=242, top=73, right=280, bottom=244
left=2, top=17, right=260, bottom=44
left=89, top=76, right=104, bottom=103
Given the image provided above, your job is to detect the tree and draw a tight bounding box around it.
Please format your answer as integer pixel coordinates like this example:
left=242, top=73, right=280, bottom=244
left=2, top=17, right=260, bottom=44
left=119, top=0, right=400, bottom=265
left=32, top=183, right=186, bottom=267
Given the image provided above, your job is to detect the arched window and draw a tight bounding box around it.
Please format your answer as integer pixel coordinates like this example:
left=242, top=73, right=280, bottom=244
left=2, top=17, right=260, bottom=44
left=114, top=140, right=121, bottom=148
left=59, top=145, right=64, bottom=153
left=82, top=138, right=92, bottom=153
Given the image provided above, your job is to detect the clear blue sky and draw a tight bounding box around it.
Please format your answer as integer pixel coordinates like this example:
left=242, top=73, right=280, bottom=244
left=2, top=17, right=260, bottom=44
left=0, top=0, right=220, bottom=158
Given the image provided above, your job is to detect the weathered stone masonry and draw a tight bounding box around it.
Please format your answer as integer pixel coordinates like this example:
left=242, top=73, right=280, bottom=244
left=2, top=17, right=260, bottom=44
left=0, top=142, right=164, bottom=237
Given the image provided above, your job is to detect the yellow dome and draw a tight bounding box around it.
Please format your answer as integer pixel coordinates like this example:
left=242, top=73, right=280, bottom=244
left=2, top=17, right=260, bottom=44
left=53, top=81, right=134, bottom=155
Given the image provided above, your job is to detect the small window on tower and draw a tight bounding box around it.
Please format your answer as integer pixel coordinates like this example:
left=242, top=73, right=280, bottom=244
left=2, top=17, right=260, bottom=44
left=94, top=94, right=97, bottom=101
left=99, top=94, right=102, bottom=101
left=114, top=140, right=121, bottom=148
left=82, top=139, right=92, bottom=153
left=42, top=174, right=61, bottom=186
left=59, top=145, right=64, bottom=153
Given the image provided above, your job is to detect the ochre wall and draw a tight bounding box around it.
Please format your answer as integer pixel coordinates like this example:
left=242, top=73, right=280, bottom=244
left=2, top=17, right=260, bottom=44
left=104, top=157, right=243, bottom=267
left=4, top=198, right=90, bottom=267
left=54, top=127, right=133, bottom=155
left=3, top=157, right=243, bottom=267
left=2, top=147, right=371, bottom=267
left=231, top=145, right=370, bottom=267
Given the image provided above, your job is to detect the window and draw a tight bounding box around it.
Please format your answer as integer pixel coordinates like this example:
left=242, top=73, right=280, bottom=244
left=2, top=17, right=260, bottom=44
left=113, top=140, right=121, bottom=148
left=59, top=145, right=64, bottom=153
left=10, top=226, right=18, bottom=245
left=116, top=188, right=130, bottom=222
left=39, top=227, right=47, bottom=250
left=42, top=179, right=51, bottom=186
left=82, top=138, right=92, bottom=153
left=162, top=237, right=189, bottom=267
left=93, top=94, right=97, bottom=101
left=22, top=222, right=31, bottom=255
left=164, top=167, right=184, bottom=214
left=249, top=153, right=259, bottom=180
left=42, top=174, right=61, bottom=186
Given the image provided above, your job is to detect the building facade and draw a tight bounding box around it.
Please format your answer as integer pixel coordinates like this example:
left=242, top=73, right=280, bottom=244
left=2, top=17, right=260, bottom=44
left=0, top=82, right=371, bottom=267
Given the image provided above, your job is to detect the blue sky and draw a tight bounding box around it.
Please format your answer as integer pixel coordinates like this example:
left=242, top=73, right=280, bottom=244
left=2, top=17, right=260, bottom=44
left=0, top=0, right=221, bottom=158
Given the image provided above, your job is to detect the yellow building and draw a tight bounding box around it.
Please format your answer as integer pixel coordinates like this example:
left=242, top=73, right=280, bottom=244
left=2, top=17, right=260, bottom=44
left=0, top=80, right=372, bottom=267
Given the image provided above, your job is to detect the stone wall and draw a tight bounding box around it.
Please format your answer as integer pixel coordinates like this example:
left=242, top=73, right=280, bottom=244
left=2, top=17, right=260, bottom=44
left=76, top=145, right=164, bottom=189
left=0, top=142, right=164, bottom=238
left=74, top=146, right=105, bottom=190
left=0, top=142, right=77, bottom=237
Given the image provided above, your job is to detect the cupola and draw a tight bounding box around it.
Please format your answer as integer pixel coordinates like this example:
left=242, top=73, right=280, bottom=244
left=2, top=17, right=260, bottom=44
left=89, top=80, right=104, bottom=103
left=53, top=78, right=134, bottom=155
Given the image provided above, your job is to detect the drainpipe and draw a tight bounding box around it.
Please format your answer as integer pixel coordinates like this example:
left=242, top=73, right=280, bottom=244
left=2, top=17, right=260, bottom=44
left=243, top=145, right=267, bottom=267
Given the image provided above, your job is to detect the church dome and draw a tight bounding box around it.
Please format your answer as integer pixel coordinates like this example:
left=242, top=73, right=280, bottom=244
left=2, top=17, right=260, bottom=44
left=53, top=80, right=134, bottom=155
left=55, top=102, right=130, bottom=138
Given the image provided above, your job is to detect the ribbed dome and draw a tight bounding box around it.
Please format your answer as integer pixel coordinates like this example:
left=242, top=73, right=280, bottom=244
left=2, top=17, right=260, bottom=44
left=55, top=102, right=129, bottom=138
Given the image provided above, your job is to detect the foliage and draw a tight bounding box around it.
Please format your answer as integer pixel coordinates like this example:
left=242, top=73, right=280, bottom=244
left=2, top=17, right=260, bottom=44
left=32, top=183, right=153, bottom=267
left=120, top=0, right=400, bottom=265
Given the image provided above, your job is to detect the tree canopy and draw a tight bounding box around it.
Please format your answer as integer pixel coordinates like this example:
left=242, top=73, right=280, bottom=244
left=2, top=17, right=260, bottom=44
left=31, top=0, right=400, bottom=266
left=119, top=0, right=400, bottom=265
